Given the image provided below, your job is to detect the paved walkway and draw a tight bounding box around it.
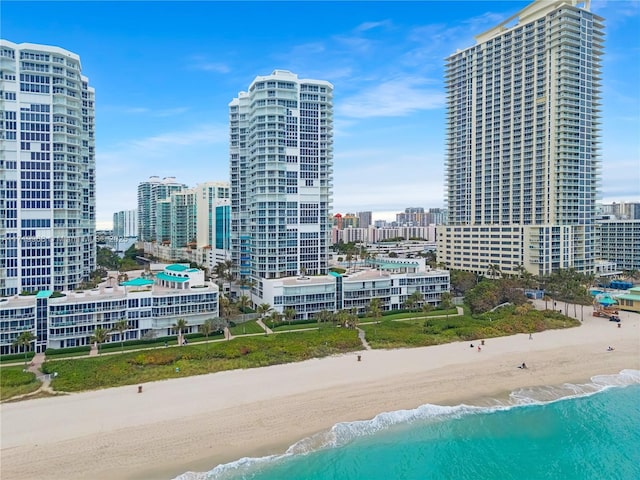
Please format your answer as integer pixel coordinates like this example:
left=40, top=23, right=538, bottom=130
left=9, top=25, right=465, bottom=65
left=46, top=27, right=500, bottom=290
left=356, top=327, right=372, bottom=350
left=256, top=318, right=273, bottom=334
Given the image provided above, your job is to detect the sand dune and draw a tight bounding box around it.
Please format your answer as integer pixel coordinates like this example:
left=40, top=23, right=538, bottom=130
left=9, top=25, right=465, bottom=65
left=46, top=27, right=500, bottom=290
left=2, top=304, right=638, bottom=480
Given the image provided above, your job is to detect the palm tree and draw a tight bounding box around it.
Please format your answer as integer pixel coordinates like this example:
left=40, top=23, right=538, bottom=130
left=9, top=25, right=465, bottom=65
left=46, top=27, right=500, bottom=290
left=112, top=319, right=129, bottom=352
left=237, top=294, right=252, bottom=322
left=237, top=276, right=255, bottom=291
left=542, top=294, right=552, bottom=310
left=214, top=259, right=235, bottom=294
left=348, top=308, right=359, bottom=329
left=516, top=264, right=537, bottom=290
left=219, top=295, right=237, bottom=339
left=314, top=309, right=334, bottom=326
left=440, top=292, right=453, bottom=319
left=336, top=309, right=351, bottom=328
left=13, top=331, right=36, bottom=369
left=199, top=319, right=215, bottom=347
left=91, top=327, right=110, bottom=354
left=172, top=318, right=188, bottom=346
left=408, top=290, right=424, bottom=312
left=268, top=311, right=282, bottom=329
left=359, top=246, right=369, bottom=266
left=487, top=264, right=502, bottom=280
left=367, top=298, right=382, bottom=324
left=403, top=296, right=416, bottom=312
left=283, top=307, right=296, bottom=325
left=256, top=303, right=273, bottom=321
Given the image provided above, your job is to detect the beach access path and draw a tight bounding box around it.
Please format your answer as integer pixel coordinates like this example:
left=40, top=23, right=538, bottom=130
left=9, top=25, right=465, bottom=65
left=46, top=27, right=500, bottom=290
left=1, top=304, right=638, bottom=480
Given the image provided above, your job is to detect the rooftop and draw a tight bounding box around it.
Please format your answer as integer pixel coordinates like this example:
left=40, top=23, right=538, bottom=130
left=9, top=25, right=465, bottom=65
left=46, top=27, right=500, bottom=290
left=165, top=264, right=190, bottom=272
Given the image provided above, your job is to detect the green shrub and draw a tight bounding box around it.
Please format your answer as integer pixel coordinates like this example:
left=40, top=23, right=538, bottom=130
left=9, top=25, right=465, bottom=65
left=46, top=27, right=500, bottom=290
left=0, top=351, right=36, bottom=363
left=1, top=367, right=39, bottom=400
left=46, top=346, right=91, bottom=356
left=41, top=329, right=362, bottom=392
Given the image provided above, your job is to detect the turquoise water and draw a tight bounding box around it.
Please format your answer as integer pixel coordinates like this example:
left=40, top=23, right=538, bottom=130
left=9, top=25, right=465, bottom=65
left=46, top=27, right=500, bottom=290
left=177, top=370, right=640, bottom=480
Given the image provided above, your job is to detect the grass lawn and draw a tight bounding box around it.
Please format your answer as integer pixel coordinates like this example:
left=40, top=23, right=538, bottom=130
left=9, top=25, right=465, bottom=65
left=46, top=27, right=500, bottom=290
left=360, top=306, right=579, bottom=349
left=1, top=367, right=40, bottom=401
left=373, top=308, right=459, bottom=321
left=22, top=305, right=582, bottom=396
left=42, top=328, right=362, bottom=393
left=229, top=321, right=265, bottom=336
left=270, top=322, right=321, bottom=332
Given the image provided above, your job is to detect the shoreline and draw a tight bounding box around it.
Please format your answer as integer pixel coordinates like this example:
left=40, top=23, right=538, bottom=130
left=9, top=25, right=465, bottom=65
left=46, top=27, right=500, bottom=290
left=2, top=306, right=639, bottom=480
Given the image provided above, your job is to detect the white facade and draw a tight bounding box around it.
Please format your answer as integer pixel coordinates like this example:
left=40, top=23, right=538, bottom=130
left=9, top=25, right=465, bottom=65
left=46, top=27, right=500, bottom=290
left=332, top=226, right=436, bottom=244
left=596, top=220, right=640, bottom=271
left=137, top=176, right=186, bottom=242
left=0, top=264, right=219, bottom=354
left=194, top=182, right=230, bottom=262
left=0, top=40, right=96, bottom=296
left=229, top=70, right=334, bottom=300
left=260, top=259, right=450, bottom=320
left=438, top=0, right=603, bottom=277
left=112, top=209, right=137, bottom=238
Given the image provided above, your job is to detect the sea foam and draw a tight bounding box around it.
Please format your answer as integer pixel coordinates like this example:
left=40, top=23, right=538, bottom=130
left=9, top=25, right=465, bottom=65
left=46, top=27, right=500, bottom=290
left=174, top=369, right=640, bottom=480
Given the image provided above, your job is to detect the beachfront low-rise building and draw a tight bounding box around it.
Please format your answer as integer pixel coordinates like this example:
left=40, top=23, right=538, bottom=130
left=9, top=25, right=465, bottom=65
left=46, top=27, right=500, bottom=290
left=260, top=258, right=450, bottom=320
left=0, top=264, right=219, bottom=355
left=616, top=286, right=640, bottom=313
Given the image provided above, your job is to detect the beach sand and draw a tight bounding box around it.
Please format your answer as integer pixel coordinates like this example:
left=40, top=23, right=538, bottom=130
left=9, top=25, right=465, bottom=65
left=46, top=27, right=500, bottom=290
left=2, top=304, right=639, bottom=480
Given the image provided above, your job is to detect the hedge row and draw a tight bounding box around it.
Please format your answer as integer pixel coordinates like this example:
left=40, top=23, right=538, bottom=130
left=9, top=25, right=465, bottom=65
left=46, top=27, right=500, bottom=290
left=0, top=351, right=36, bottom=363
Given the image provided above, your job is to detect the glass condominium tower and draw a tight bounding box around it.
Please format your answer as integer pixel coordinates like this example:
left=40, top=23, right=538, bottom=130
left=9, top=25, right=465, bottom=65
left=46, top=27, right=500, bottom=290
left=229, top=70, right=333, bottom=299
left=0, top=40, right=96, bottom=296
left=437, top=0, right=603, bottom=277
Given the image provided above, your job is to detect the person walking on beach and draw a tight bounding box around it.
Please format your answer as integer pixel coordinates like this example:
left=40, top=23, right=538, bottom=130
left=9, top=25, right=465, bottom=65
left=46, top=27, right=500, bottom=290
left=529, top=333, right=533, bottom=340
left=477, top=345, right=481, bottom=352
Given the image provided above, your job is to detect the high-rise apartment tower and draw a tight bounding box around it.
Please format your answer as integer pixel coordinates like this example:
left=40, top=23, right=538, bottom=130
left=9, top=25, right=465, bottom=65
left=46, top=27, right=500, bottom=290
left=0, top=40, right=96, bottom=296
left=136, top=176, right=186, bottom=242
left=113, top=209, right=137, bottom=238
left=229, top=70, right=333, bottom=299
left=437, top=0, right=603, bottom=277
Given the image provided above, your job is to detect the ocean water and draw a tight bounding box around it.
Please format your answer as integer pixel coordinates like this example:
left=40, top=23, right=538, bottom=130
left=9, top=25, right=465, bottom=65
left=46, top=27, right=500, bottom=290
left=176, top=369, right=640, bottom=480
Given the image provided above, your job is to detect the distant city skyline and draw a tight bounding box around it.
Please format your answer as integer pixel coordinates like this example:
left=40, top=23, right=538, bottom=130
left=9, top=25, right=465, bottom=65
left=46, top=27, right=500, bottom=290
left=3, top=1, right=639, bottom=229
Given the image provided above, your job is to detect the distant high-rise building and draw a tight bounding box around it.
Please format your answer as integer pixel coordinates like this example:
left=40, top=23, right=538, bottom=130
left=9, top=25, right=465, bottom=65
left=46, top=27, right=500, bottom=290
left=112, top=209, right=137, bottom=237
left=0, top=40, right=96, bottom=297
left=229, top=70, right=333, bottom=296
left=357, top=211, right=372, bottom=228
left=596, top=220, right=640, bottom=271
left=599, top=201, right=640, bottom=220
left=426, top=208, right=447, bottom=226
left=396, top=207, right=427, bottom=226
left=438, top=0, right=603, bottom=277
left=193, top=182, right=230, bottom=263
left=137, top=176, right=186, bottom=242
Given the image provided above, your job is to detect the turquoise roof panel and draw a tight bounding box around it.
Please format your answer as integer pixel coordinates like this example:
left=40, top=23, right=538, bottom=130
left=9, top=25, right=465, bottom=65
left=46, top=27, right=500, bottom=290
left=166, top=264, right=189, bottom=272
left=617, top=294, right=640, bottom=301
left=157, top=272, right=188, bottom=282
left=121, top=278, right=155, bottom=287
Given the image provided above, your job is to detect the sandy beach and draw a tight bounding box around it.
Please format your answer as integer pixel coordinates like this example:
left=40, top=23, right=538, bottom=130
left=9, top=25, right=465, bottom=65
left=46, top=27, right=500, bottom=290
left=2, top=304, right=639, bottom=480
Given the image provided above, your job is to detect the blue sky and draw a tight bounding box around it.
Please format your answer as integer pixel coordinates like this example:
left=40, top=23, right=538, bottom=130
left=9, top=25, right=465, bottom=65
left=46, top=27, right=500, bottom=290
left=3, top=0, right=639, bottom=228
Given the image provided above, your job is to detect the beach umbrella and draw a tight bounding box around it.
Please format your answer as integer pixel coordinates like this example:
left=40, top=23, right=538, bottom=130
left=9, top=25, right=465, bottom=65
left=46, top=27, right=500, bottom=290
left=596, top=295, right=617, bottom=306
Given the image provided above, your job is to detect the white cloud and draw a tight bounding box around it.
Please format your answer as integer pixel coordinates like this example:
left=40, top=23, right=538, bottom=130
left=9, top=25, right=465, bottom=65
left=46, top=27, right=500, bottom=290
left=337, top=77, right=445, bottom=118
left=96, top=124, right=229, bottom=225
left=187, top=55, right=231, bottom=73
left=332, top=149, right=445, bottom=213
left=101, top=105, right=189, bottom=117
left=354, top=20, right=392, bottom=33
